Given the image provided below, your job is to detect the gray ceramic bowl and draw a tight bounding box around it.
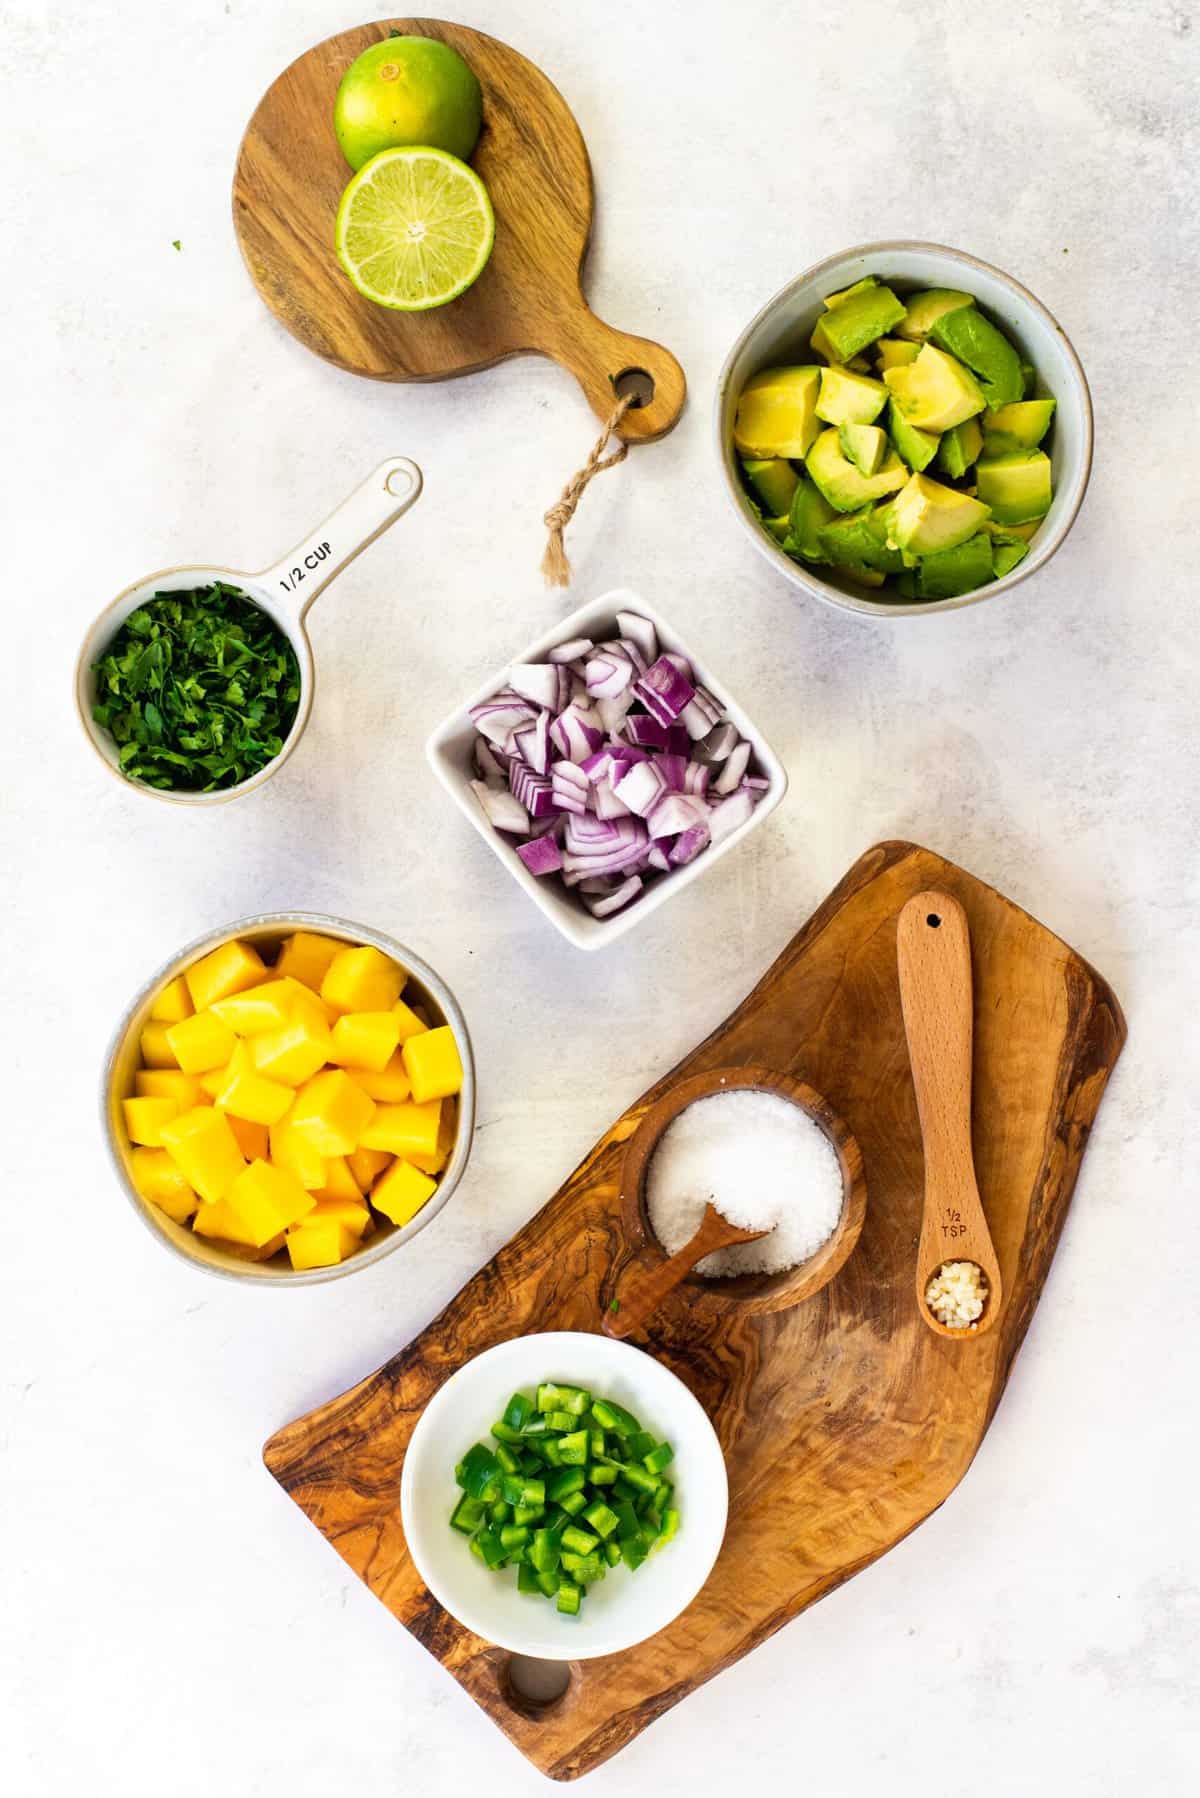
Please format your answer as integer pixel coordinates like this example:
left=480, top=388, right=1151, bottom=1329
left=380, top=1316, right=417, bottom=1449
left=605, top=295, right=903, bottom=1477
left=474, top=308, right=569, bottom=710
left=715, top=241, right=1093, bottom=617
left=103, top=912, right=475, bottom=1285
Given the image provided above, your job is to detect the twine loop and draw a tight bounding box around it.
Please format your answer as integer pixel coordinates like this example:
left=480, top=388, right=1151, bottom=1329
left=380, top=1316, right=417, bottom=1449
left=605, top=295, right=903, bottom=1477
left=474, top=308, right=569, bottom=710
left=541, top=392, right=636, bottom=587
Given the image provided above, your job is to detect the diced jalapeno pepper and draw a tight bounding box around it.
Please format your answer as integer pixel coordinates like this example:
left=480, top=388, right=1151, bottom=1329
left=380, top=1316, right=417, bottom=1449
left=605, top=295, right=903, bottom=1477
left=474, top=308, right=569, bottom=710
left=556, top=1581, right=582, bottom=1615
left=582, top=1500, right=619, bottom=1538
left=643, top=1442, right=675, bottom=1476
left=504, top=1391, right=533, bottom=1431
left=547, top=1467, right=586, bottom=1504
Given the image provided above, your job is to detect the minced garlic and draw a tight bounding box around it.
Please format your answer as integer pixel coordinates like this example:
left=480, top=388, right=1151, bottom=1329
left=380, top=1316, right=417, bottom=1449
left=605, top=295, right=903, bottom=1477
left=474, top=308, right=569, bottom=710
left=925, top=1259, right=988, bottom=1330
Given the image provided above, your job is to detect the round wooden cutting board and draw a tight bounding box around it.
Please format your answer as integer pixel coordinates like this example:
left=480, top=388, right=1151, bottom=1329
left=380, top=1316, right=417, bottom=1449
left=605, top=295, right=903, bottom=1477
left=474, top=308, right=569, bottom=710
left=233, top=18, right=686, bottom=441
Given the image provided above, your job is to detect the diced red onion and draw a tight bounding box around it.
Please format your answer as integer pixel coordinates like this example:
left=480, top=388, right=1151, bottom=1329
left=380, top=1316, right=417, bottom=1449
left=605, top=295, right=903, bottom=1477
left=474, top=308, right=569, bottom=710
left=634, top=656, right=696, bottom=725
left=585, top=647, right=634, bottom=699
left=596, top=690, right=636, bottom=736
left=509, top=759, right=556, bottom=817
left=509, top=663, right=567, bottom=712
left=696, top=721, right=739, bottom=764
left=470, top=698, right=536, bottom=747
left=585, top=875, right=643, bottom=918
left=683, top=763, right=711, bottom=799
left=708, top=788, right=755, bottom=843
left=623, top=714, right=671, bottom=750
left=616, top=612, right=658, bottom=665
left=551, top=761, right=589, bottom=814
left=615, top=638, right=648, bottom=676
left=679, top=686, right=723, bottom=740
left=471, top=779, right=529, bottom=835
left=563, top=812, right=648, bottom=875
left=647, top=791, right=708, bottom=839
left=669, top=822, right=711, bottom=865
left=548, top=637, right=593, bottom=663
left=513, top=709, right=551, bottom=775
left=549, top=702, right=603, bottom=761
left=656, top=753, right=688, bottom=791
left=474, top=739, right=507, bottom=786
left=613, top=758, right=669, bottom=818
left=741, top=775, right=770, bottom=793
left=591, top=777, right=632, bottom=820
left=661, top=651, right=693, bottom=681
left=516, top=835, right=562, bottom=876
left=714, top=740, right=751, bottom=795
left=577, top=873, right=619, bottom=895
left=647, top=842, right=672, bottom=873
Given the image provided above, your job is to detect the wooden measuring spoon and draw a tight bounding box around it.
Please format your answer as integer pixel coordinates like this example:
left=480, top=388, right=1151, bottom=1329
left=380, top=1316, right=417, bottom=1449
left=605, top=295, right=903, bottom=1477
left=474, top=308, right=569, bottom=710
left=603, top=1202, right=768, bottom=1340
left=897, top=890, right=1003, bottom=1339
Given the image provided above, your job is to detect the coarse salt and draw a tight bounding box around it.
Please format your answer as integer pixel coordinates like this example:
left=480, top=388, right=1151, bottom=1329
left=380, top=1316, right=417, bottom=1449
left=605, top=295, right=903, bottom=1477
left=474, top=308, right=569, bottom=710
left=645, top=1091, right=843, bottom=1277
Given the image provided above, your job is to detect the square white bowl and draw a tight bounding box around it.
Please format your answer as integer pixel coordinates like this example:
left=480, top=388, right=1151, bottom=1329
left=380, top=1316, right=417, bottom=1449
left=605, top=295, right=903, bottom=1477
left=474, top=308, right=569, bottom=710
left=425, top=589, right=788, bottom=950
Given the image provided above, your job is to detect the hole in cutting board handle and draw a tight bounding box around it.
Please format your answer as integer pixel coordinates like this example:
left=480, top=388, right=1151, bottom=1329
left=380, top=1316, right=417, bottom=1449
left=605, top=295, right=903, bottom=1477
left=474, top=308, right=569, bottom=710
left=614, top=366, right=655, bottom=408
left=503, top=1654, right=574, bottom=1717
left=926, top=913, right=942, bottom=928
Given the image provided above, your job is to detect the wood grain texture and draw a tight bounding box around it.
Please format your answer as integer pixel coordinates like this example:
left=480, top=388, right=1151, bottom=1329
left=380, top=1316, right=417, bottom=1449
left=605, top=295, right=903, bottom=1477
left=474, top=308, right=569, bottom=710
left=232, top=19, right=686, bottom=441
left=262, top=841, right=1125, bottom=1779
left=898, top=891, right=1004, bottom=1336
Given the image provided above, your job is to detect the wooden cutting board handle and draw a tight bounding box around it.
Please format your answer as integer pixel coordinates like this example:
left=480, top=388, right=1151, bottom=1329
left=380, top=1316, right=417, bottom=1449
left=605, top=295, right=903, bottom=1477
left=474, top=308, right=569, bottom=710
left=552, top=299, right=686, bottom=442
left=897, top=890, right=1003, bottom=1336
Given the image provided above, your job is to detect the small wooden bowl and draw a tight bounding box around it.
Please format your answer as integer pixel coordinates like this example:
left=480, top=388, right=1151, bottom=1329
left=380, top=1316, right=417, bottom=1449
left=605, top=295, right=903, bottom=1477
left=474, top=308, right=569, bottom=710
left=617, top=1066, right=867, bottom=1318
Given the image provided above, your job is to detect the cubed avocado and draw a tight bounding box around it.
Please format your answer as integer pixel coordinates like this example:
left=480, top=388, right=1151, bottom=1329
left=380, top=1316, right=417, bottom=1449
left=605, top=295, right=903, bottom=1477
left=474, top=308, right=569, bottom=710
left=876, top=338, right=920, bottom=372
left=733, top=366, right=821, bottom=458
left=763, top=514, right=793, bottom=545
left=986, top=528, right=1032, bottom=578
left=815, top=366, right=888, bottom=427
left=824, top=275, right=879, bottom=309
left=811, top=283, right=906, bottom=363
left=817, top=506, right=904, bottom=573
left=895, top=289, right=974, bottom=342
left=787, top=475, right=838, bottom=561
left=806, top=428, right=908, bottom=513
left=1021, top=361, right=1037, bottom=397
left=843, top=354, right=873, bottom=374
left=929, top=307, right=1024, bottom=409
left=740, top=456, right=800, bottom=515
left=975, top=449, right=1052, bottom=524
left=832, top=562, right=888, bottom=588
left=885, top=472, right=992, bottom=554
left=886, top=398, right=940, bottom=473
left=884, top=344, right=986, bottom=433
left=912, top=532, right=995, bottom=599
left=982, top=399, right=1056, bottom=451
left=936, top=417, right=984, bottom=480
left=839, top=423, right=887, bottom=475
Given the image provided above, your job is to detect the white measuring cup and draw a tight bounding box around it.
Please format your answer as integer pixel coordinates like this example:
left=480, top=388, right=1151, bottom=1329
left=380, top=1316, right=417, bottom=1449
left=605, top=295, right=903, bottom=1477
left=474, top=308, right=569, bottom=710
left=74, top=456, right=422, bottom=805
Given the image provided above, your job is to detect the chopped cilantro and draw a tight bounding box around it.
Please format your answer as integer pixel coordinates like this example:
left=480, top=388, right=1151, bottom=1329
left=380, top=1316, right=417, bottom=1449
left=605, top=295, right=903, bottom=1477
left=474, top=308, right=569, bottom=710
left=92, top=583, right=300, bottom=792
left=172, top=239, right=182, bottom=251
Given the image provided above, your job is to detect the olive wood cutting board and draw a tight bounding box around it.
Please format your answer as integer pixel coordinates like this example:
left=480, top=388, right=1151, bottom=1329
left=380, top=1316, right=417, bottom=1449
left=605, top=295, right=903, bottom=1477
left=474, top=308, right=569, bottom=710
left=233, top=18, right=686, bottom=441
left=263, top=841, right=1125, bottom=1779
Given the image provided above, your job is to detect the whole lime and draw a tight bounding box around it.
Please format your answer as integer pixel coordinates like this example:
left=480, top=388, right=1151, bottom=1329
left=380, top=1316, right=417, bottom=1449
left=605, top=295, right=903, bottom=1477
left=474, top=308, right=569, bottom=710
left=334, top=36, right=483, bottom=171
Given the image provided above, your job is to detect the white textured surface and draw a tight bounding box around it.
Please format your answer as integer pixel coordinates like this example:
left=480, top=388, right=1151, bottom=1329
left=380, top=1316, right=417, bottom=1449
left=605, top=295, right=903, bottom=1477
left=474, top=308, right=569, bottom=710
left=2, top=2, right=1198, bottom=1794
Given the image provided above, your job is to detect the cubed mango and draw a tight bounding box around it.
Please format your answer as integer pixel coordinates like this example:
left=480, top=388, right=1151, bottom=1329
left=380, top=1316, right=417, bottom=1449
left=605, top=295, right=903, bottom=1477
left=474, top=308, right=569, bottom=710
left=166, top=1009, right=238, bottom=1075
left=227, top=1159, right=315, bottom=1247
left=408, top=1098, right=457, bottom=1177
left=392, top=999, right=429, bottom=1044
left=346, top=1051, right=411, bottom=1103
left=122, top=1095, right=181, bottom=1146
left=321, top=945, right=403, bottom=1014
left=348, top=1145, right=393, bottom=1191
left=329, top=1011, right=402, bottom=1074
left=135, top=1068, right=206, bottom=1108
left=275, top=931, right=342, bottom=993
left=214, top=1041, right=294, bottom=1126
left=250, top=1010, right=331, bottom=1086
left=316, top=1155, right=363, bottom=1204
left=192, top=1198, right=262, bottom=1249
left=402, top=1026, right=464, bottom=1105
left=130, top=1147, right=198, bottom=1223
left=359, top=1098, right=441, bottom=1161
left=139, top=1022, right=179, bottom=1069
left=211, top=979, right=302, bottom=1036
left=225, top=1114, right=269, bottom=1161
left=149, top=975, right=194, bottom=1024
left=159, top=1107, right=246, bottom=1205
left=184, top=938, right=267, bottom=1012
left=198, top=1066, right=227, bottom=1100
left=372, top=1158, right=437, bottom=1228
left=286, top=1217, right=358, bottom=1271
left=270, top=1107, right=327, bottom=1191
left=307, top=1196, right=372, bottom=1239
left=289, top=1070, right=375, bottom=1158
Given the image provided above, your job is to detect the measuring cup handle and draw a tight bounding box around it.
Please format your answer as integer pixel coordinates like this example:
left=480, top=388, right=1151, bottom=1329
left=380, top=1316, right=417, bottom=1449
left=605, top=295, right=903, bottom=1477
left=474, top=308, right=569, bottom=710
left=257, top=457, right=423, bottom=621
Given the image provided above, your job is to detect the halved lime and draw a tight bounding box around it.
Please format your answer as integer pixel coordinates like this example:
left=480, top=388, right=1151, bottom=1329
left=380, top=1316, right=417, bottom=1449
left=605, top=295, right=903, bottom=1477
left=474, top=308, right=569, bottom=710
left=335, top=146, right=495, bottom=312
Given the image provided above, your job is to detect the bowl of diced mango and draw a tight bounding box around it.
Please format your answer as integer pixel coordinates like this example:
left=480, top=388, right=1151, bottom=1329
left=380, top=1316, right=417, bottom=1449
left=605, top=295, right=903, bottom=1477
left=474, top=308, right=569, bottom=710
left=103, top=914, right=475, bottom=1282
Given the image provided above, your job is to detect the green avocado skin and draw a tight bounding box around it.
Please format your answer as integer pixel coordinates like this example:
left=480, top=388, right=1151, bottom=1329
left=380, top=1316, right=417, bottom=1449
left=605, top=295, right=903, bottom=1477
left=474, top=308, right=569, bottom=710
left=788, top=476, right=838, bottom=561
left=929, top=307, right=1024, bottom=409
